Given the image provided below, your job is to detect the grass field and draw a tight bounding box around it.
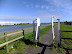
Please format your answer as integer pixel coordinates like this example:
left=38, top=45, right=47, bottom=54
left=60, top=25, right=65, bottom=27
left=0, top=25, right=51, bottom=54
left=61, top=24, right=72, bottom=53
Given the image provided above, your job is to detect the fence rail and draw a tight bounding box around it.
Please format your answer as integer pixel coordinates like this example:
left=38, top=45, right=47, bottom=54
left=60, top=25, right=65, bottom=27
left=0, top=29, right=24, bottom=53
left=0, top=31, right=23, bottom=38
left=7, top=31, right=22, bottom=36
left=60, top=30, right=72, bottom=48
left=0, top=36, right=24, bottom=47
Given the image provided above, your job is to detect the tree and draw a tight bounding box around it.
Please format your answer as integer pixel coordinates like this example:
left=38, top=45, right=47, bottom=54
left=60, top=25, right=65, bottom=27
left=14, top=24, right=16, bottom=25
left=65, top=21, right=68, bottom=24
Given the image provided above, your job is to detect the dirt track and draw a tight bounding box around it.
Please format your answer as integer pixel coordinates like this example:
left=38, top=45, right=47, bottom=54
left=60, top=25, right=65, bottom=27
left=23, top=25, right=58, bottom=54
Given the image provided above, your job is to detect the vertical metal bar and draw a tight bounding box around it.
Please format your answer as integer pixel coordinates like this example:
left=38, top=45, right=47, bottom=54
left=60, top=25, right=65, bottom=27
left=36, top=22, right=38, bottom=47
left=36, top=25, right=38, bottom=41
left=4, top=32, right=9, bottom=53
left=60, top=30, right=61, bottom=47
left=33, top=21, right=35, bottom=43
left=38, top=26, right=40, bottom=42
left=52, top=16, right=55, bottom=40
left=57, top=19, right=60, bottom=47
left=36, top=18, right=40, bottom=47
left=52, top=16, right=55, bottom=47
left=36, top=18, right=40, bottom=40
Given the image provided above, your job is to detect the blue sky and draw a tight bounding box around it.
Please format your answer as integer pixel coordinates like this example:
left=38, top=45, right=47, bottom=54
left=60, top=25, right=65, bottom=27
left=0, top=0, right=72, bottom=23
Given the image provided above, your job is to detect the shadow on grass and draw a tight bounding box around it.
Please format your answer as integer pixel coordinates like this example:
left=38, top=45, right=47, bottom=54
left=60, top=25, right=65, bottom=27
left=62, top=37, right=72, bottom=54
left=63, top=48, right=70, bottom=54
left=61, top=39, right=72, bottom=54
left=62, top=38, right=72, bottom=40
left=61, top=31, right=72, bottom=32
left=0, top=46, right=5, bottom=50
left=61, top=30, right=72, bottom=54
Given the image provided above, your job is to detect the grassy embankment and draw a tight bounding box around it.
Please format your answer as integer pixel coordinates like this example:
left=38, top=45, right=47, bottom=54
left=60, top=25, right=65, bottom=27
left=61, top=24, right=72, bottom=53
left=0, top=25, right=51, bottom=54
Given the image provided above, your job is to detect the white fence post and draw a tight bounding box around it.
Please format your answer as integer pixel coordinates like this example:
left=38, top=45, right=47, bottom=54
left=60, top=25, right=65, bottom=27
left=36, top=18, right=40, bottom=47
left=52, top=16, right=55, bottom=40
left=57, top=19, right=60, bottom=47
left=52, top=16, right=55, bottom=47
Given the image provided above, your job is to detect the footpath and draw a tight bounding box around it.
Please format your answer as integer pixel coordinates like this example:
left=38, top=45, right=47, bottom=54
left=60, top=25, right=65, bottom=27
left=23, top=25, right=58, bottom=54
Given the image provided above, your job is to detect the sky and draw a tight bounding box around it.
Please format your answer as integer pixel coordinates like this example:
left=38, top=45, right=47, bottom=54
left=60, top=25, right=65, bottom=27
left=0, top=0, right=72, bottom=24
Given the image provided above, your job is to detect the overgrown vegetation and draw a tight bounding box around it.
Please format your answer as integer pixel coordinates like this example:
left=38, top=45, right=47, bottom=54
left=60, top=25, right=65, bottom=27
left=0, top=25, right=51, bottom=54
left=52, top=24, right=72, bottom=54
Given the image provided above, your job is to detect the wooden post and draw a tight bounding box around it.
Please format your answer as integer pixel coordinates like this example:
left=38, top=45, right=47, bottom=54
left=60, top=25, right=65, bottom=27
left=57, top=19, right=60, bottom=47
left=4, top=32, right=9, bottom=53
left=60, top=30, right=61, bottom=47
left=33, top=21, right=35, bottom=43
left=36, top=40, right=37, bottom=47
left=22, top=29, right=24, bottom=39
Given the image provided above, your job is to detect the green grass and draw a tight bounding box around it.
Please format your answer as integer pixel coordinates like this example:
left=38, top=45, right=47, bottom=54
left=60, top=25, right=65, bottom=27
left=61, top=24, right=72, bottom=50
left=0, top=25, right=51, bottom=54
left=61, top=24, right=72, bottom=31
left=39, top=25, right=51, bottom=37
left=53, top=24, right=72, bottom=53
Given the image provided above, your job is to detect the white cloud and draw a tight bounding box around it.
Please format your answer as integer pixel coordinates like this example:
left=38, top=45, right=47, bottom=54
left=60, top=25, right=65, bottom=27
left=43, top=0, right=72, bottom=16
left=35, top=5, right=40, bottom=8
left=40, top=5, right=49, bottom=9
left=44, top=0, right=72, bottom=10
left=0, top=21, right=18, bottom=25
left=26, top=5, right=29, bottom=8
left=46, top=6, right=49, bottom=9
left=0, top=14, right=37, bottom=21
left=23, top=2, right=26, bottom=4
left=41, top=5, right=45, bottom=8
left=31, top=6, right=33, bottom=8
left=36, top=10, right=63, bottom=18
left=0, top=14, right=63, bottom=24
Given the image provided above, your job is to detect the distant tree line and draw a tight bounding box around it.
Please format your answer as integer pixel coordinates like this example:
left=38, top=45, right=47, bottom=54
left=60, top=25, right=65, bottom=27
left=0, top=23, right=30, bottom=26
left=14, top=23, right=30, bottom=25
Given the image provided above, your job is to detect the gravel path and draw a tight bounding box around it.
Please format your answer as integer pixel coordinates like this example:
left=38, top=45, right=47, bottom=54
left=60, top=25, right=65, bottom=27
left=23, top=25, right=58, bottom=54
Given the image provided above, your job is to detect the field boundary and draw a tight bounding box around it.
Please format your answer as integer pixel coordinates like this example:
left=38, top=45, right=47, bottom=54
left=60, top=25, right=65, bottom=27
left=0, top=29, right=24, bottom=53
left=60, top=30, right=72, bottom=49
